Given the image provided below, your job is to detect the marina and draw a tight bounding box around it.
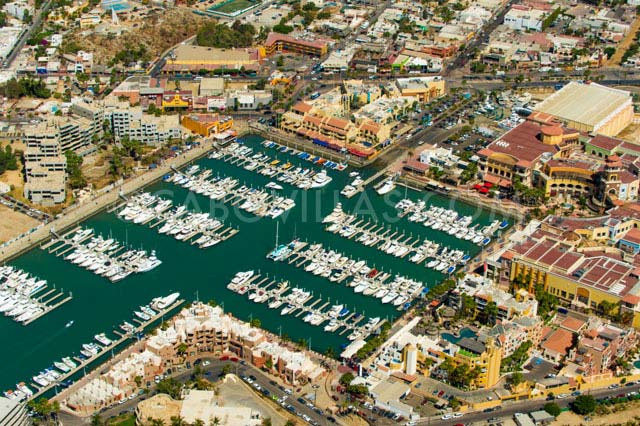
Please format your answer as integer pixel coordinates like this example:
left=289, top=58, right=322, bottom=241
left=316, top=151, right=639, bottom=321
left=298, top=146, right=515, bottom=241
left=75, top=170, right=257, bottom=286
left=116, top=192, right=239, bottom=248
left=3, top=293, right=184, bottom=402
left=267, top=239, right=425, bottom=311
left=0, top=134, right=509, bottom=391
left=209, top=141, right=334, bottom=190
left=0, top=266, right=72, bottom=326
left=322, top=203, right=470, bottom=274
left=165, top=167, right=296, bottom=219
left=226, top=271, right=383, bottom=341
left=42, top=227, right=163, bottom=282
left=395, top=198, right=508, bottom=245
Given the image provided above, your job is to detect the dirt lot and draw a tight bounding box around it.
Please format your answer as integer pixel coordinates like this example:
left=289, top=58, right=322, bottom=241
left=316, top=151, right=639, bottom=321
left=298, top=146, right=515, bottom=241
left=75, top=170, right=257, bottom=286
left=553, top=400, right=640, bottom=426
left=0, top=204, right=40, bottom=244
left=66, top=7, right=208, bottom=65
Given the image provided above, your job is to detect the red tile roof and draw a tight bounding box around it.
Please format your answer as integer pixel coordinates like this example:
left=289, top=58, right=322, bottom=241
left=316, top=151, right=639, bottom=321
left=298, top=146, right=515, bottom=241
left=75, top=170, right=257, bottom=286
left=560, top=317, right=585, bottom=332
left=482, top=121, right=561, bottom=164
left=589, top=134, right=621, bottom=151
left=542, top=328, right=573, bottom=356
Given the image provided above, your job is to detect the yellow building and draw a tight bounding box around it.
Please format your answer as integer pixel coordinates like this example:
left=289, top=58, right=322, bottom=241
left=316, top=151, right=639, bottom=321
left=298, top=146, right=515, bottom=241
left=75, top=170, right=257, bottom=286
left=539, top=159, right=598, bottom=198
left=163, top=45, right=261, bottom=74
left=395, top=76, right=446, bottom=103
left=182, top=114, right=233, bottom=137
left=448, top=338, right=502, bottom=389
left=507, top=235, right=640, bottom=328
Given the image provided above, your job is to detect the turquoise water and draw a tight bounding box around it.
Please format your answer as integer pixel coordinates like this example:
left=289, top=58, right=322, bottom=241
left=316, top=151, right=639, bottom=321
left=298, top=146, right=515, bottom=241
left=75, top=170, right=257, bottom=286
left=0, top=134, right=508, bottom=391
left=634, top=360, right=640, bottom=369
left=441, top=327, right=478, bottom=344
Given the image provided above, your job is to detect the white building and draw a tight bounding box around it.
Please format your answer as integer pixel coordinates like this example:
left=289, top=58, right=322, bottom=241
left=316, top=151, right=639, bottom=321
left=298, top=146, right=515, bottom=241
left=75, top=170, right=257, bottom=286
left=503, top=6, right=545, bottom=32
left=105, top=100, right=182, bottom=145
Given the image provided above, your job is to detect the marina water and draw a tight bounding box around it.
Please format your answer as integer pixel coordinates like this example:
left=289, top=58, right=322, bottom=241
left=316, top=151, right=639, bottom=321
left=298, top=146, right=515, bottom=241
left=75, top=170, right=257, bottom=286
left=0, top=134, right=508, bottom=391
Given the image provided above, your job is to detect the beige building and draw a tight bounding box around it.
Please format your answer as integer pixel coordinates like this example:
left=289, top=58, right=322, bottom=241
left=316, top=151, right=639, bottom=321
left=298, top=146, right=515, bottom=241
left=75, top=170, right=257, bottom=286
left=136, top=390, right=262, bottom=426
left=534, top=82, right=633, bottom=137
left=395, top=76, right=446, bottom=103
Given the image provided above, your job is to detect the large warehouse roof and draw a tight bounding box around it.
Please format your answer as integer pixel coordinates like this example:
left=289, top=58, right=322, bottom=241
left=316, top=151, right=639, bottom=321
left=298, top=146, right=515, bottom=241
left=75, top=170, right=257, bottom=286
left=534, top=82, right=631, bottom=128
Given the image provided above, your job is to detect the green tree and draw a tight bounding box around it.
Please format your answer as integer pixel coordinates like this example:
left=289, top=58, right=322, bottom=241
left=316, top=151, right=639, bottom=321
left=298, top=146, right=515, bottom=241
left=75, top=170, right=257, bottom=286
left=544, top=402, right=561, bottom=417
left=339, top=372, right=354, bottom=386
left=284, top=420, right=297, bottom=426
left=156, top=378, right=184, bottom=399
left=324, top=346, right=336, bottom=358
left=261, top=418, right=272, bottom=426
left=196, top=21, right=256, bottom=48
left=64, top=150, right=86, bottom=189
left=509, top=372, right=524, bottom=388
left=572, top=395, right=596, bottom=415
left=221, top=364, right=232, bottom=376
left=150, top=419, right=166, bottom=426
left=170, top=416, right=186, bottom=426
left=276, top=55, right=284, bottom=67
left=134, top=375, right=143, bottom=387
left=250, top=317, right=262, bottom=328
left=177, top=343, right=188, bottom=355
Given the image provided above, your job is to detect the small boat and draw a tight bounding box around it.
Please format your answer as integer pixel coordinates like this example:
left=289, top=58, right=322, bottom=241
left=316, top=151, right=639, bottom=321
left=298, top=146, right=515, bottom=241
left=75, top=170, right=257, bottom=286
left=65, top=320, right=74, bottom=328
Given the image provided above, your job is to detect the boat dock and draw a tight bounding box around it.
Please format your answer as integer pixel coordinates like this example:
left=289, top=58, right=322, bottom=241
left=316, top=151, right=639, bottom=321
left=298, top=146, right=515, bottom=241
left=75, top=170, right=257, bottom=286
left=0, top=266, right=73, bottom=326
left=323, top=205, right=470, bottom=273
left=166, top=169, right=296, bottom=220
left=227, top=271, right=375, bottom=341
left=208, top=141, right=335, bottom=191
left=117, top=193, right=239, bottom=249
left=27, top=298, right=186, bottom=402
left=39, top=227, right=163, bottom=282
left=267, top=241, right=425, bottom=311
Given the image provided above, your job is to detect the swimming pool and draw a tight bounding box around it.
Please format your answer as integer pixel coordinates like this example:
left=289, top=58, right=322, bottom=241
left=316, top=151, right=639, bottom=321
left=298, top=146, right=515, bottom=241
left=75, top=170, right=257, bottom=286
left=442, top=327, right=477, bottom=344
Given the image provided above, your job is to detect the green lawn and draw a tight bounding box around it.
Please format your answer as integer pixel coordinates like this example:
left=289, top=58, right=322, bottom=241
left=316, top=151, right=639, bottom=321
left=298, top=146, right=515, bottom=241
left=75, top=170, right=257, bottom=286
left=209, top=0, right=255, bottom=14
left=107, top=413, right=136, bottom=426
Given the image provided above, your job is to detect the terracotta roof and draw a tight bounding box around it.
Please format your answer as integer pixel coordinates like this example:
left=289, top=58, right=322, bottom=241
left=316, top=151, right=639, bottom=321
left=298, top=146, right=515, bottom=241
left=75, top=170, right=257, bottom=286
left=621, top=227, right=640, bottom=245
left=265, top=32, right=328, bottom=50
left=293, top=102, right=313, bottom=114
left=559, top=317, right=585, bottom=332
left=542, top=328, right=573, bottom=356
left=541, top=125, right=563, bottom=136
left=482, top=120, right=562, bottom=165
left=588, top=134, right=622, bottom=151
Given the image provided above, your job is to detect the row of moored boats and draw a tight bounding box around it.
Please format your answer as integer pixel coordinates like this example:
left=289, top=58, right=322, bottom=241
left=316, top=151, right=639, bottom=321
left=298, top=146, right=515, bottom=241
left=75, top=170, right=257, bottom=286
left=62, top=228, right=162, bottom=282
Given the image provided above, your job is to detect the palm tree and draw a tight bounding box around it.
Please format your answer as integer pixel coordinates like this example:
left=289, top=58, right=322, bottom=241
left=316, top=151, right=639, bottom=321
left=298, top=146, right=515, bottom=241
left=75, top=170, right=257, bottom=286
left=170, top=416, right=185, bottom=426
left=150, top=419, right=166, bottom=426
left=91, top=413, right=103, bottom=426
left=192, top=419, right=205, bottom=426
left=210, top=417, right=222, bottom=426
left=261, top=418, right=272, bottom=426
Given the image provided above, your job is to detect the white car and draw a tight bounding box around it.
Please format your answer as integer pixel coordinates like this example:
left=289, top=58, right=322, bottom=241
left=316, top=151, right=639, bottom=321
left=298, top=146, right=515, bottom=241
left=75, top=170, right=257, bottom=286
left=441, top=414, right=453, bottom=420
left=453, top=412, right=464, bottom=418
left=202, top=360, right=210, bottom=366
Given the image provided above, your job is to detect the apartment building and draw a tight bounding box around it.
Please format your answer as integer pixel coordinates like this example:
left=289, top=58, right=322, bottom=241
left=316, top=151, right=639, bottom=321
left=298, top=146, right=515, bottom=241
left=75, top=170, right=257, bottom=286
left=22, top=123, right=67, bottom=205
left=104, top=100, right=182, bottom=145
left=145, top=303, right=323, bottom=385
left=264, top=32, right=330, bottom=57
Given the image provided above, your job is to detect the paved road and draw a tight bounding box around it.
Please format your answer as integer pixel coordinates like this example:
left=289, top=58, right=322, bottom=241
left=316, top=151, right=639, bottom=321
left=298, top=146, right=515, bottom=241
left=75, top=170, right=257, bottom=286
left=4, top=0, right=51, bottom=68
left=422, top=383, right=640, bottom=426
left=60, top=358, right=336, bottom=426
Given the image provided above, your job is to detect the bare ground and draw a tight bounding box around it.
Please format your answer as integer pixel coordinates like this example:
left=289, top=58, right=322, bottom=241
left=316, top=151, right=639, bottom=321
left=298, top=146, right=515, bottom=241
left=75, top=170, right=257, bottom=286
left=553, top=400, right=640, bottom=426
left=66, top=7, right=209, bottom=65
left=0, top=204, right=40, bottom=244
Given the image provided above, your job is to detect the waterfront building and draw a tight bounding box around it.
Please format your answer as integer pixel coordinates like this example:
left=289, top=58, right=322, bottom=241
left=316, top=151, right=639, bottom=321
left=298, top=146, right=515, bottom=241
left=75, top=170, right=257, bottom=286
left=181, top=114, right=233, bottom=138
left=450, top=273, right=539, bottom=320
left=0, top=397, right=30, bottom=426
left=22, top=124, right=68, bottom=205
left=533, top=82, right=633, bottom=137
left=145, top=303, right=323, bottom=385
left=370, top=379, right=413, bottom=419
left=65, top=378, right=124, bottom=415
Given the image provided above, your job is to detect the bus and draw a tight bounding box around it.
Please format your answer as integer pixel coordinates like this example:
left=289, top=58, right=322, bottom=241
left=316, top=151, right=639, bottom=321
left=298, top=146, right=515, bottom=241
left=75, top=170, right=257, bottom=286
left=310, top=92, right=320, bottom=100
